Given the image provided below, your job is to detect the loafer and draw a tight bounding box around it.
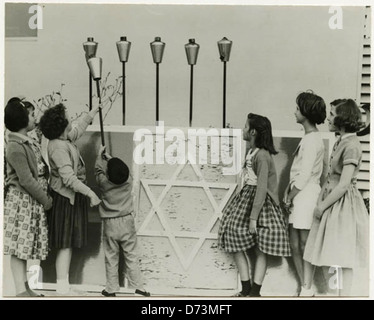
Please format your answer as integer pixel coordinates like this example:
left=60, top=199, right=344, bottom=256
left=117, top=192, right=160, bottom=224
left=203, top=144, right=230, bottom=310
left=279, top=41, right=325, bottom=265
left=135, top=289, right=151, bottom=297
left=16, top=290, right=44, bottom=297
left=232, top=291, right=249, bottom=297
left=299, top=287, right=314, bottom=297
left=101, top=289, right=116, bottom=297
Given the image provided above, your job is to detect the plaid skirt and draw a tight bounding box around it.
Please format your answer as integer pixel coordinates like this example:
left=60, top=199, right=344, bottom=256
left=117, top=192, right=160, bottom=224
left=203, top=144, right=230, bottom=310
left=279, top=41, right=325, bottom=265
left=3, top=186, right=49, bottom=260
left=218, top=185, right=291, bottom=257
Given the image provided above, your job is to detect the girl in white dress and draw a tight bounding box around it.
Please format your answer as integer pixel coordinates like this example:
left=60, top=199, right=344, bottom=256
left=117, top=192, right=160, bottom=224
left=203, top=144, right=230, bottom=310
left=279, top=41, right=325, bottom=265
left=284, top=91, right=326, bottom=296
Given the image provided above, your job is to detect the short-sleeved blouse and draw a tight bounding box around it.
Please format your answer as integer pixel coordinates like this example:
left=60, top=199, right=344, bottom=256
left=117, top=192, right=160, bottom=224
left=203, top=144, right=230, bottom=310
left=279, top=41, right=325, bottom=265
left=323, top=133, right=362, bottom=199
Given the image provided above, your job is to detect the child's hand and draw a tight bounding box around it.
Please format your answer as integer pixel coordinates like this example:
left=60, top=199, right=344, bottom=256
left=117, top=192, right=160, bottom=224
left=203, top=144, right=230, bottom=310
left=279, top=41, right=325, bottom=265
left=89, top=103, right=102, bottom=118
left=99, top=145, right=112, bottom=160
left=313, top=205, right=324, bottom=220
left=99, top=145, right=106, bottom=156
left=88, top=191, right=101, bottom=207
left=281, top=200, right=292, bottom=216
left=44, top=197, right=53, bottom=211
left=249, top=219, right=257, bottom=235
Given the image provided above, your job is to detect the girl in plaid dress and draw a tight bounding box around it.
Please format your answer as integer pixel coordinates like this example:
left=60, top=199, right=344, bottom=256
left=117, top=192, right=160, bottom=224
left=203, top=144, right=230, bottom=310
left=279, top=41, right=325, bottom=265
left=218, top=113, right=291, bottom=297
left=4, top=98, right=53, bottom=296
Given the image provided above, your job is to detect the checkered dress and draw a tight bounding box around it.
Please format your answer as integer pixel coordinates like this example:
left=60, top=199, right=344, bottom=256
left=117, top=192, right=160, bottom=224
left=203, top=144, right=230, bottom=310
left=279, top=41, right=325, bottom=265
left=218, top=185, right=291, bottom=257
left=3, top=142, right=49, bottom=261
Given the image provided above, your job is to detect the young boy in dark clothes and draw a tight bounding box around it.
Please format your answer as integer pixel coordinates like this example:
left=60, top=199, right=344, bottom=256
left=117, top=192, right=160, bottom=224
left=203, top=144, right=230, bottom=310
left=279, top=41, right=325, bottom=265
left=95, top=145, right=150, bottom=297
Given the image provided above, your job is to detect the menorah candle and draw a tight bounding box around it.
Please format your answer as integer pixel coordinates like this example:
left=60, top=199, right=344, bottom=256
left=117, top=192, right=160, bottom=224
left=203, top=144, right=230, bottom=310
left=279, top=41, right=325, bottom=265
left=185, top=39, right=200, bottom=127
left=150, top=37, right=166, bottom=124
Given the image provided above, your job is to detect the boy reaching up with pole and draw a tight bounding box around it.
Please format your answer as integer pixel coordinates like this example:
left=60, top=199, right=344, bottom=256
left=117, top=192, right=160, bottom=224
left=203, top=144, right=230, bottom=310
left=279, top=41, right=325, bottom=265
left=95, top=145, right=150, bottom=297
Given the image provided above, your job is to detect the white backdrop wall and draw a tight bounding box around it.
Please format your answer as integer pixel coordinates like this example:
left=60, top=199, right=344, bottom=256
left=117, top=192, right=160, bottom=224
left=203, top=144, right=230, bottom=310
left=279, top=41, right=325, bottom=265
left=5, top=4, right=364, bottom=131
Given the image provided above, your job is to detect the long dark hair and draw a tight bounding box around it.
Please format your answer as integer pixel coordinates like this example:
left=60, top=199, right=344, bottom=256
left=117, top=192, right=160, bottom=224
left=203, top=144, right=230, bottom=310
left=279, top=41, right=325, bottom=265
left=248, top=113, right=278, bottom=155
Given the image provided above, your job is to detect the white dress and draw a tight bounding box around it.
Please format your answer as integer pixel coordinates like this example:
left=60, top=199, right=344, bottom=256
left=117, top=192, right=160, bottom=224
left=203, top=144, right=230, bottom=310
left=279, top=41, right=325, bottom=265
left=288, top=132, right=324, bottom=230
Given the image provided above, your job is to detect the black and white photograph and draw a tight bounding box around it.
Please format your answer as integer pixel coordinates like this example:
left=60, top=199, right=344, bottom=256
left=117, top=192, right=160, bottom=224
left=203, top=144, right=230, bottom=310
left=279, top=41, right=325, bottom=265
left=1, top=0, right=372, bottom=301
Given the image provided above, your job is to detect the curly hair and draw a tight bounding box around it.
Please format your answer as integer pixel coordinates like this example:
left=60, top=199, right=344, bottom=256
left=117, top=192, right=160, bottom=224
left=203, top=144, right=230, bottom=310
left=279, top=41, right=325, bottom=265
left=4, top=98, right=34, bottom=132
left=331, top=99, right=364, bottom=133
left=39, top=103, right=69, bottom=140
left=247, top=113, right=278, bottom=155
left=296, top=90, right=326, bottom=125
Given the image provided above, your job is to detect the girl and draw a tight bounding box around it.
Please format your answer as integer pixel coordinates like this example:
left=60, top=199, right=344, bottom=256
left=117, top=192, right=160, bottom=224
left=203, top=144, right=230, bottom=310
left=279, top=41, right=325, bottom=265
left=218, top=113, right=291, bottom=297
left=303, top=99, right=369, bottom=296
left=39, top=103, right=101, bottom=295
left=4, top=98, right=53, bottom=297
left=284, top=91, right=326, bottom=296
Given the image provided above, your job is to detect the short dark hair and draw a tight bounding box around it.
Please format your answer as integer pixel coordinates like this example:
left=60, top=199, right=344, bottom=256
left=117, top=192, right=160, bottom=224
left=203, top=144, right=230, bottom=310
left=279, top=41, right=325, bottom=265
left=4, top=98, right=33, bottom=132
left=296, top=90, right=326, bottom=125
left=331, top=99, right=364, bottom=133
left=39, top=104, right=69, bottom=140
left=247, top=113, right=278, bottom=155
left=107, top=157, right=129, bottom=185
left=7, top=97, right=22, bottom=104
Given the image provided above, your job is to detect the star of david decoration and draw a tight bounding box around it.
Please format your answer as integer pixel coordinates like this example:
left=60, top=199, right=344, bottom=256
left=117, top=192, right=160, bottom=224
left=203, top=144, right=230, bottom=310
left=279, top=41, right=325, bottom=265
left=137, top=158, right=237, bottom=270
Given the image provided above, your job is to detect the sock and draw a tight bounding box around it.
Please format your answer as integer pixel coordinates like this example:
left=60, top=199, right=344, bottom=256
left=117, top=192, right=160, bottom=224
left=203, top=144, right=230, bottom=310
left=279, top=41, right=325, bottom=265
left=241, top=280, right=251, bottom=295
left=249, top=282, right=262, bottom=297
left=56, top=277, right=70, bottom=294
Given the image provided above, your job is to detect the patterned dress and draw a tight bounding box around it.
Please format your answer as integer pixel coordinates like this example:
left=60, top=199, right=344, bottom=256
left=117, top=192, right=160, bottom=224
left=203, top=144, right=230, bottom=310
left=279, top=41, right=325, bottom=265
left=3, top=140, right=49, bottom=260
left=303, top=134, right=369, bottom=268
left=218, top=149, right=291, bottom=256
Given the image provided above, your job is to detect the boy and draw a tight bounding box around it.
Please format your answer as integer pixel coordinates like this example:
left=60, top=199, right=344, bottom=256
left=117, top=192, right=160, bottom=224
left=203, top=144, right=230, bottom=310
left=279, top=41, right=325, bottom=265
left=95, top=145, right=150, bottom=297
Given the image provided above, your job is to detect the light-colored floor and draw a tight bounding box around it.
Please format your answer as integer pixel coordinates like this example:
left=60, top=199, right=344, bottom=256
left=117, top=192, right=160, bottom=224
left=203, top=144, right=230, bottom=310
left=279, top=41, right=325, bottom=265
left=3, top=255, right=369, bottom=298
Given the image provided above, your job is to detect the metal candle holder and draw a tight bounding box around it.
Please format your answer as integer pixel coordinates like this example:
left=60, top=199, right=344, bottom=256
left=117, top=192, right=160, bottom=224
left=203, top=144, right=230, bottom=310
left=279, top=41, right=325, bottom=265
left=150, top=37, right=165, bottom=124
left=116, top=36, right=131, bottom=125
left=87, top=57, right=105, bottom=146
left=185, top=39, right=200, bottom=127
left=217, top=37, right=233, bottom=128
left=83, top=37, right=98, bottom=112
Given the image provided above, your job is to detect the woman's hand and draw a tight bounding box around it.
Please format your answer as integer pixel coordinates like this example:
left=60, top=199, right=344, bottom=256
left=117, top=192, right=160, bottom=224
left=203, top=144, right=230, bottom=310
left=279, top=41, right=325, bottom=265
left=313, top=205, right=324, bottom=220
left=249, top=219, right=257, bottom=235
left=88, top=190, right=101, bottom=207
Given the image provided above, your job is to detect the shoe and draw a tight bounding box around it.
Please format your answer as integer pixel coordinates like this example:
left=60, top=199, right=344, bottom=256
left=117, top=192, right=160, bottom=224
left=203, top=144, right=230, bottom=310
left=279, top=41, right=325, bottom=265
left=55, top=287, right=86, bottom=297
left=135, top=289, right=151, bottom=297
left=27, top=291, right=44, bottom=297
left=249, top=292, right=261, bottom=297
left=102, top=289, right=116, bottom=297
left=299, top=287, right=315, bottom=297
left=232, top=291, right=250, bottom=297
left=25, top=282, right=45, bottom=297
left=16, top=290, right=44, bottom=297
